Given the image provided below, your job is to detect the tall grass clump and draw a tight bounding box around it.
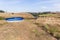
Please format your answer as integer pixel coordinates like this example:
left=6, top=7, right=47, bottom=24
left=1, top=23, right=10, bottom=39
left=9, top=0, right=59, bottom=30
left=0, top=17, right=5, bottom=20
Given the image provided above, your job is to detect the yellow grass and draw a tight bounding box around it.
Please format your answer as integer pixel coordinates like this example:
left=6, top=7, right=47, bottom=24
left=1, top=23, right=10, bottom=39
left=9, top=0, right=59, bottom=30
left=0, top=13, right=59, bottom=40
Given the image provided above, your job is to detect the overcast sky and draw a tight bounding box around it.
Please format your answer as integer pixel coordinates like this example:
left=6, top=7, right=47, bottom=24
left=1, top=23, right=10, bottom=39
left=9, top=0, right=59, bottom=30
left=0, top=0, right=60, bottom=12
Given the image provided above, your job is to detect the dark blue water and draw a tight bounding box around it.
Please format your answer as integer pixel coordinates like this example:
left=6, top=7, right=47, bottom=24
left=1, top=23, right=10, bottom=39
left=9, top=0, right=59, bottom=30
left=5, top=17, right=24, bottom=21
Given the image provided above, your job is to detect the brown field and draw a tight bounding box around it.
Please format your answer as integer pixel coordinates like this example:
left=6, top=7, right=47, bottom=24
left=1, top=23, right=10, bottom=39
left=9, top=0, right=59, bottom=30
left=0, top=13, right=60, bottom=40
left=0, top=12, right=34, bottom=18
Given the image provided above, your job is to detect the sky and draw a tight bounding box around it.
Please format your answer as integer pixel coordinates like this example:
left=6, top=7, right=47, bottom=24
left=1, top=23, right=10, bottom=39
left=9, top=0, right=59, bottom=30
left=0, top=0, right=60, bottom=12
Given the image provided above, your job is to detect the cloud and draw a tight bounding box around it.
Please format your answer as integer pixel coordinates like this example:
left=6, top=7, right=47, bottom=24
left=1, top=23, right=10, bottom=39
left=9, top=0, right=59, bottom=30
left=0, top=0, right=60, bottom=12
left=0, top=0, right=22, bottom=5
left=31, top=0, right=60, bottom=12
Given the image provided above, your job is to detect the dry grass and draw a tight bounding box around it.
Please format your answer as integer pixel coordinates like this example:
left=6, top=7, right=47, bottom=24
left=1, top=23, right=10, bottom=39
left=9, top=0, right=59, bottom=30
left=36, top=17, right=60, bottom=25
left=0, top=13, right=34, bottom=18
left=0, top=20, right=57, bottom=40
left=36, top=13, right=60, bottom=40
left=0, top=13, right=59, bottom=40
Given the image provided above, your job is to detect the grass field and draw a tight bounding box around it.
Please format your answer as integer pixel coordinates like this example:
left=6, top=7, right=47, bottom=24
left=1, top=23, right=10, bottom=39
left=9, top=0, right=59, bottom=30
left=36, top=13, right=60, bottom=40
left=39, top=13, right=60, bottom=17
left=0, top=13, right=60, bottom=40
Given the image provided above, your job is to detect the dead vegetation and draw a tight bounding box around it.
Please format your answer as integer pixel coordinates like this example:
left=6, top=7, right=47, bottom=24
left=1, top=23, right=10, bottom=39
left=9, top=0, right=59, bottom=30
left=0, top=13, right=60, bottom=40
left=36, top=13, right=60, bottom=40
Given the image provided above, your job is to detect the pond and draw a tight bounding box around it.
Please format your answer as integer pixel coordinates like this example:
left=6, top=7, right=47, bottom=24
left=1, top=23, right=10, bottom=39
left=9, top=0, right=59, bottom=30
left=5, top=17, right=24, bottom=22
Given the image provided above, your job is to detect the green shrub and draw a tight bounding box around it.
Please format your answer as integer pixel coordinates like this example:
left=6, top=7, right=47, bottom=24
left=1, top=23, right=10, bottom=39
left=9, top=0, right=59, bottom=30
left=0, top=17, right=5, bottom=20
left=0, top=10, right=5, bottom=13
left=55, top=33, right=60, bottom=38
left=32, top=29, right=40, bottom=37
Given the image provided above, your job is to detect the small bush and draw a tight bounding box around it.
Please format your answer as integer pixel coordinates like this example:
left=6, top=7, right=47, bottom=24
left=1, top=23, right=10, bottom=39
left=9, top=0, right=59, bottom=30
left=0, top=17, right=5, bottom=20
left=32, top=29, right=40, bottom=37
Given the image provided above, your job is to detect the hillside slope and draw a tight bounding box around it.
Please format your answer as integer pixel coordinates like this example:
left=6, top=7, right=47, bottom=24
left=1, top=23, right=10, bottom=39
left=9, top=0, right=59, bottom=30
left=0, top=20, right=57, bottom=40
